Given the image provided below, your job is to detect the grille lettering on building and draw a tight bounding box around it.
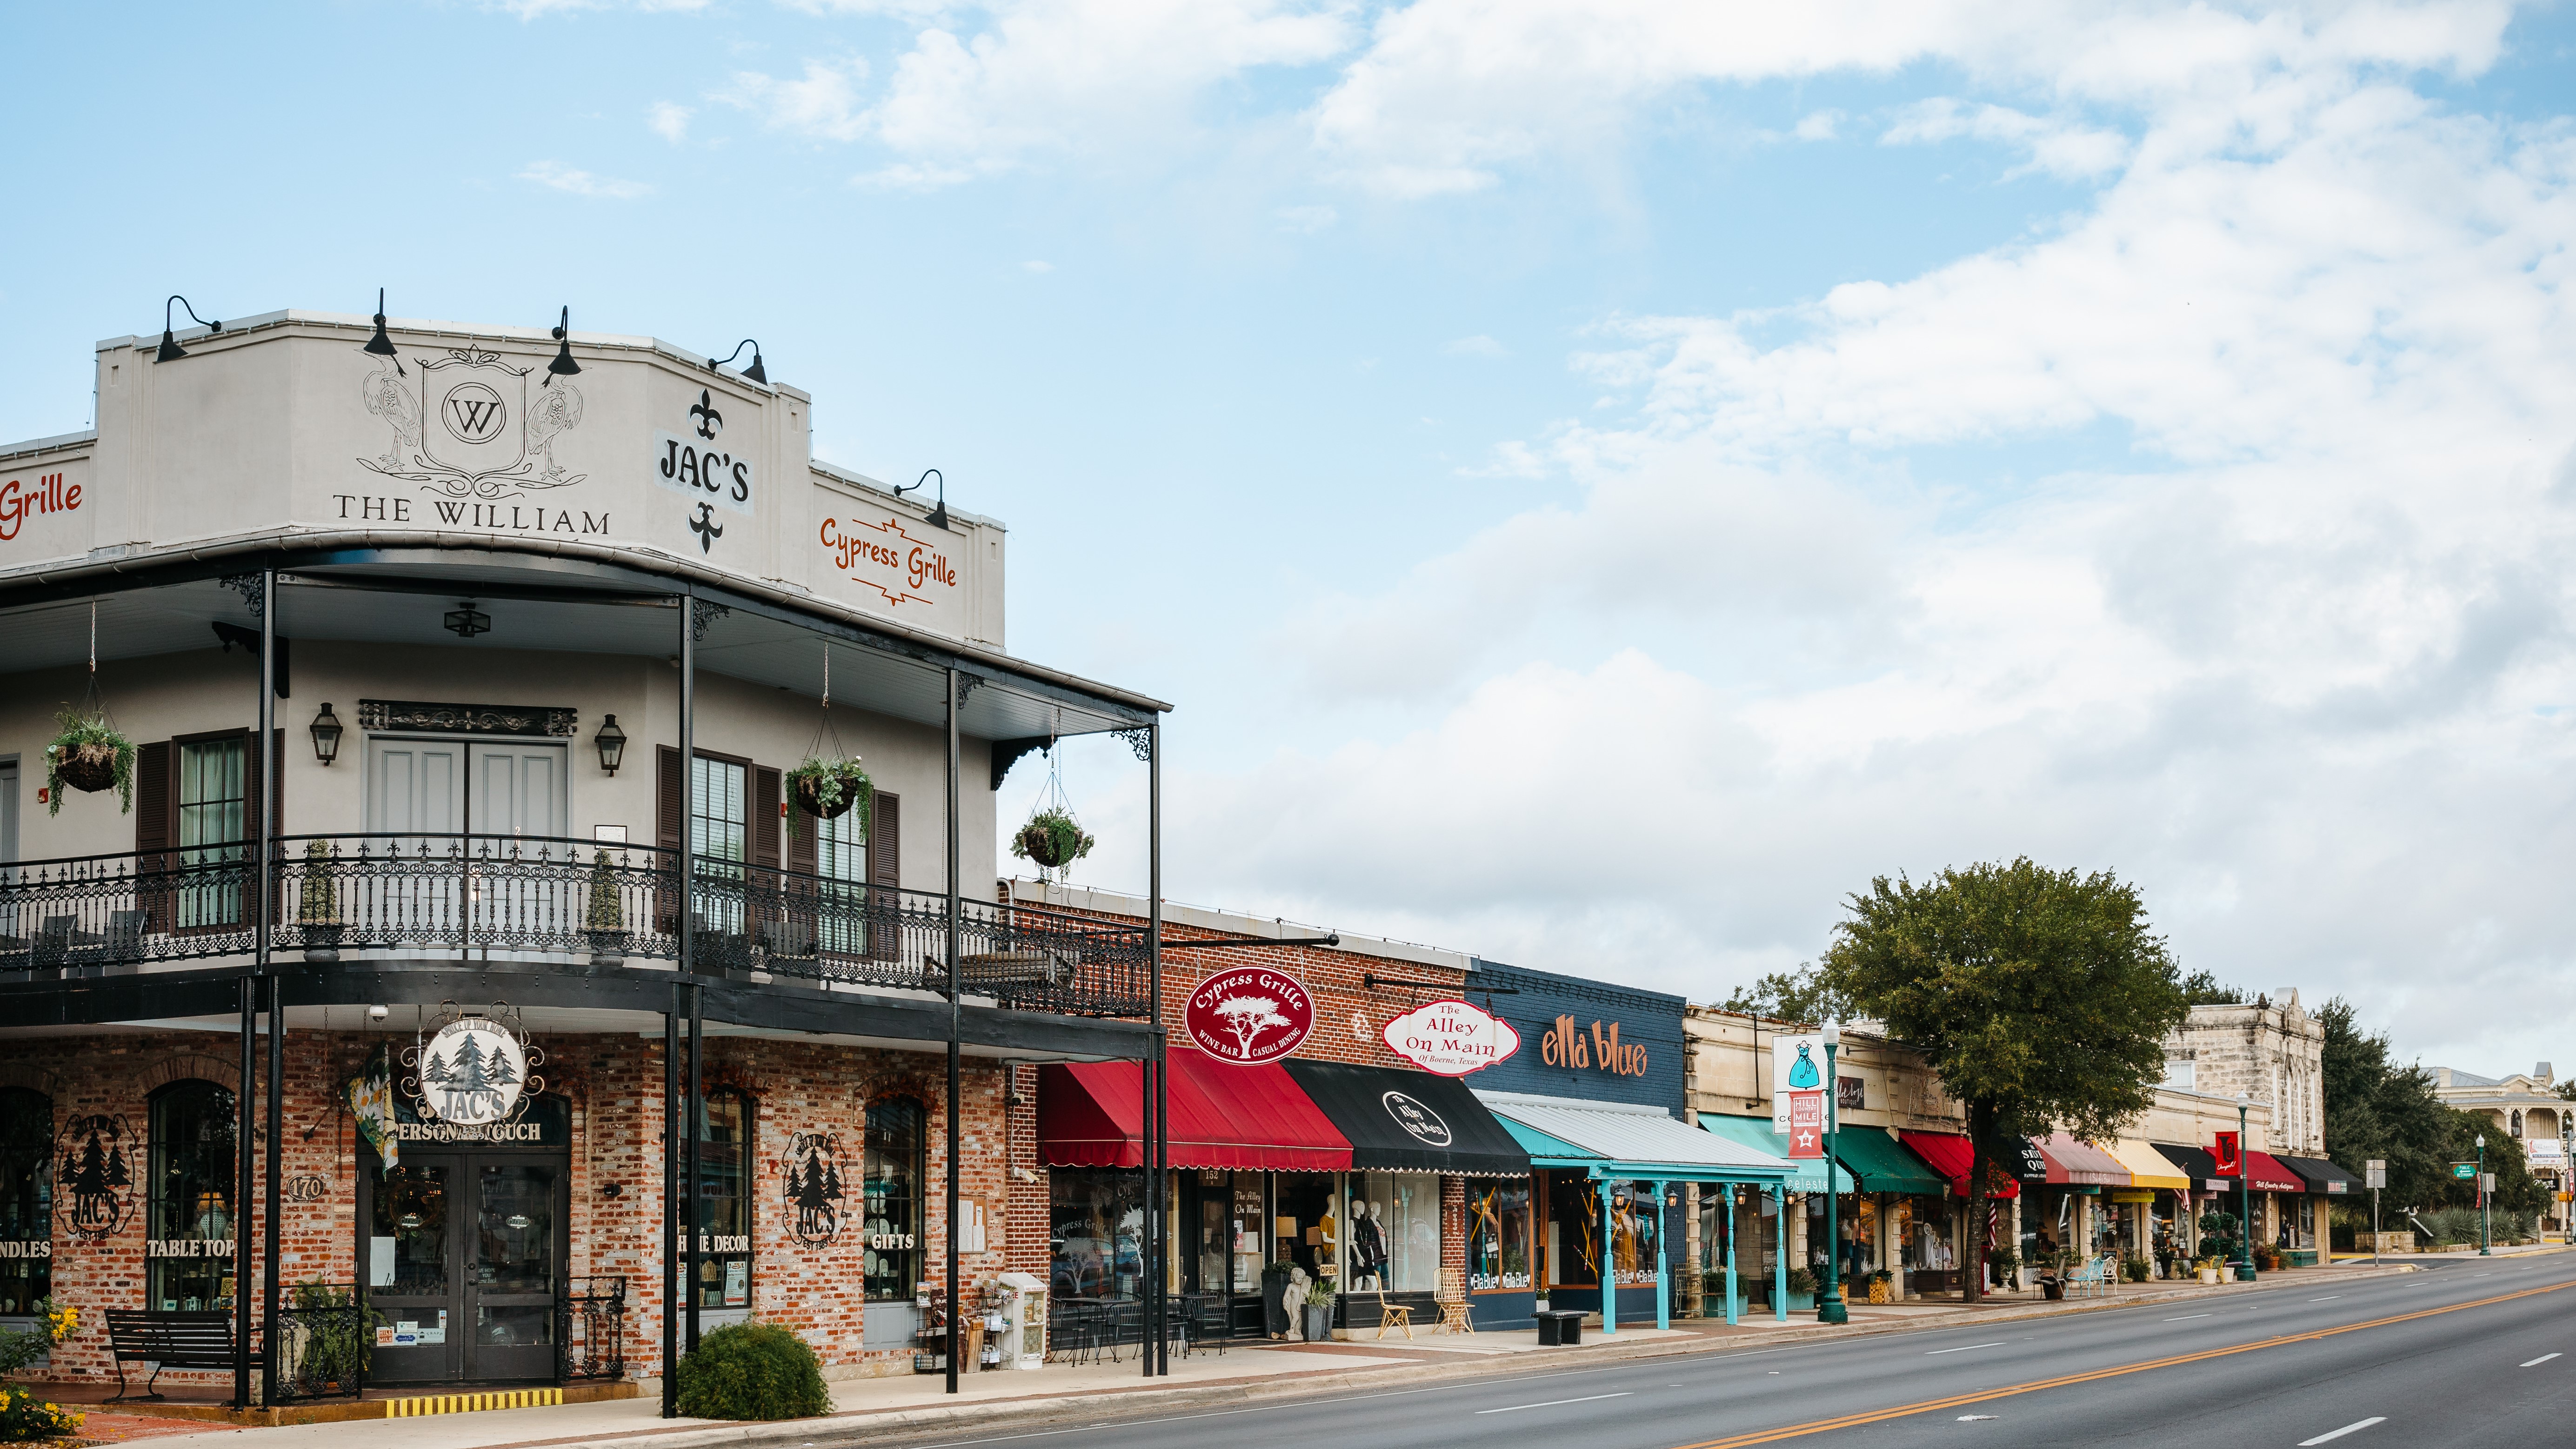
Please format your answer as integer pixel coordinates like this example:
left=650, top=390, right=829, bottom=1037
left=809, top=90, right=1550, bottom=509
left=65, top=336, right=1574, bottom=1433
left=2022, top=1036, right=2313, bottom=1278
left=1538, top=1015, right=1648, bottom=1077
left=0, top=472, right=79, bottom=542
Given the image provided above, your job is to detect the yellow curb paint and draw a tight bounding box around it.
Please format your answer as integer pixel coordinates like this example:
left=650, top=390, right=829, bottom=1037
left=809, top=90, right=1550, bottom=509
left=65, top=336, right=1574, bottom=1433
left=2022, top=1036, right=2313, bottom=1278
left=384, top=1388, right=564, bottom=1417
left=1665, top=1279, right=2576, bottom=1449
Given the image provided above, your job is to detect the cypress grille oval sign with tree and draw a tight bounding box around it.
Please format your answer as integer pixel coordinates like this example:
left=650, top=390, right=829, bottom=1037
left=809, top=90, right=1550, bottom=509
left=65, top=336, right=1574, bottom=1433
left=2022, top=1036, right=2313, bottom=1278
left=1185, top=967, right=1315, bottom=1065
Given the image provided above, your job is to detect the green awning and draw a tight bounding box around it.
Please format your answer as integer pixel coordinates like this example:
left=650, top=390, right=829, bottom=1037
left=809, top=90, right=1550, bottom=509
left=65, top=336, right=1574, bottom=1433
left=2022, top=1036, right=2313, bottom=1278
left=1698, top=1114, right=1851, bottom=1194
left=1831, top=1125, right=1952, bottom=1196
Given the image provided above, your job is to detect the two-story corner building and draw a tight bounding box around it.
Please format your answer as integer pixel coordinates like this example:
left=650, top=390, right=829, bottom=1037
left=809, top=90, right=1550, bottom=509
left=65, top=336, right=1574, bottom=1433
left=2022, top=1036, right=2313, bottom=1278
left=2161, top=991, right=2352, bottom=1259
left=2432, top=1063, right=2566, bottom=1230
left=0, top=306, right=1169, bottom=1407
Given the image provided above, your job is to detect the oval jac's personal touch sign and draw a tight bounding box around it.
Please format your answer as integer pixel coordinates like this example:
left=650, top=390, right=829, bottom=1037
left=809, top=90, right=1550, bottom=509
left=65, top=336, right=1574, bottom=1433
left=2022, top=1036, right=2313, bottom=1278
left=1186, top=967, right=1315, bottom=1064
left=1381, top=998, right=1522, bottom=1077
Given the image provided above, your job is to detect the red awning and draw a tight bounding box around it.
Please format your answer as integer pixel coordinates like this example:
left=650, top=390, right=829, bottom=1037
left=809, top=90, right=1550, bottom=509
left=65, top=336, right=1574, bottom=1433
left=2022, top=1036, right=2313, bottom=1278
left=1038, top=1047, right=1350, bottom=1171
left=2035, top=1133, right=2132, bottom=1188
left=2239, top=1149, right=2305, bottom=1195
left=1897, top=1130, right=2022, bottom=1200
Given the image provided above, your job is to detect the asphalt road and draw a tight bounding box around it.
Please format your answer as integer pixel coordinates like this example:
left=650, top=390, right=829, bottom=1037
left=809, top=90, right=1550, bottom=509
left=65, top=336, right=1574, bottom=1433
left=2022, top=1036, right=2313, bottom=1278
left=899, top=1255, right=2576, bottom=1449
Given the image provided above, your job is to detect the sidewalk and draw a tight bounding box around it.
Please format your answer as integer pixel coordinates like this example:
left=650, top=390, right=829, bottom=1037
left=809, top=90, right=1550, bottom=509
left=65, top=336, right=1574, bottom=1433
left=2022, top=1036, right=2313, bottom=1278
left=58, top=1260, right=2457, bottom=1449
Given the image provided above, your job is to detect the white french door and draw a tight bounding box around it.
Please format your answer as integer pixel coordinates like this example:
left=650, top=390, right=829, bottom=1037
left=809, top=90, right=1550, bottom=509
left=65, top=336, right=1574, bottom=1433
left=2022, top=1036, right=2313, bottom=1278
left=366, top=737, right=567, bottom=954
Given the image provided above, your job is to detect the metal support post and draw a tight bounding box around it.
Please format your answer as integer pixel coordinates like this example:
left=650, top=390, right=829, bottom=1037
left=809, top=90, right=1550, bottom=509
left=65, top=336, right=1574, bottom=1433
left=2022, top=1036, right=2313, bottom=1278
left=661, top=993, right=679, bottom=1417
left=1817, top=1028, right=1846, bottom=1324
left=1148, top=719, right=1166, bottom=1376
left=257, top=567, right=280, bottom=1408
left=1772, top=1186, right=1788, bottom=1322
left=1652, top=1180, right=1669, bottom=1331
left=1599, top=1174, right=1616, bottom=1335
left=686, top=983, right=703, bottom=1351
left=234, top=976, right=254, bottom=1409
left=2238, top=1098, right=2254, bottom=1281
left=1722, top=1186, right=1739, bottom=1325
left=944, top=668, right=962, bottom=1394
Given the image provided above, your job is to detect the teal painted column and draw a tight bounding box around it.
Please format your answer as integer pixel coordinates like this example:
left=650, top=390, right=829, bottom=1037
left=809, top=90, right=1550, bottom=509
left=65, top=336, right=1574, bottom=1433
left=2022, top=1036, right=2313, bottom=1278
left=1601, top=1176, right=1618, bottom=1336
left=1722, top=1184, right=1740, bottom=1325
left=1652, top=1180, right=1669, bottom=1331
left=1772, top=1185, right=1789, bottom=1322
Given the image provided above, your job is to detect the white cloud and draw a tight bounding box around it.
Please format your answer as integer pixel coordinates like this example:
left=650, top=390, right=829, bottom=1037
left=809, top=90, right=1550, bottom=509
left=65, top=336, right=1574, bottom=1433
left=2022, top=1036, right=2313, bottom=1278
left=718, top=58, right=873, bottom=142
left=515, top=160, right=654, bottom=199
left=1444, top=334, right=1508, bottom=357
left=1793, top=108, right=1842, bottom=141
left=1185, top=9, right=2576, bottom=1068
left=647, top=101, right=692, bottom=143
left=1881, top=98, right=2129, bottom=179
left=1276, top=203, right=1341, bottom=232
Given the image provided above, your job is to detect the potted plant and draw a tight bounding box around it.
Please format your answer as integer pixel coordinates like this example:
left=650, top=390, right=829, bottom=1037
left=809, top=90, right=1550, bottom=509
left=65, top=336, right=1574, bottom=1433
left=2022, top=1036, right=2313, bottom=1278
left=2196, top=1255, right=2222, bottom=1285
left=1988, top=1246, right=2021, bottom=1291
left=1301, top=1277, right=1337, bottom=1343
left=1013, top=808, right=1095, bottom=878
left=44, top=705, right=135, bottom=815
left=1261, top=1261, right=1295, bottom=1339
left=299, top=840, right=344, bottom=962
left=1783, top=1266, right=1818, bottom=1312
left=1868, top=1268, right=1893, bottom=1305
left=787, top=756, right=870, bottom=834
left=586, top=851, right=627, bottom=968
left=2121, top=1256, right=2151, bottom=1283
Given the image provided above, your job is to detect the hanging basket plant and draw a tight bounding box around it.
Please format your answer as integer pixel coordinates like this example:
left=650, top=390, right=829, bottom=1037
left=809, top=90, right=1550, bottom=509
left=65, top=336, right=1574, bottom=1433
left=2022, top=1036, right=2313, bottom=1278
left=45, top=705, right=135, bottom=815
left=1013, top=809, right=1094, bottom=872
left=789, top=757, right=871, bottom=834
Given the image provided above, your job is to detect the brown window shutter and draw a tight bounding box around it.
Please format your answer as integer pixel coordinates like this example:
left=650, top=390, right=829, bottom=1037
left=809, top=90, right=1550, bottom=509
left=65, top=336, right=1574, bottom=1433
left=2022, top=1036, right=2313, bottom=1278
left=657, top=746, right=683, bottom=852
left=753, top=766, right=781, bottom=868
left=868, top=792, right=899, bottom=892
left=135, top=741, right=172, bottom=934
left=786, top=794, right=817, bottom=876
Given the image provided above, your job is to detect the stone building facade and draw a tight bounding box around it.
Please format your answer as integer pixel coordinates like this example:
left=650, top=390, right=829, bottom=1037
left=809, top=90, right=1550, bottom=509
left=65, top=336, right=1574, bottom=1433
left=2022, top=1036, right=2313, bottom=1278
left=2160, top=991, right=2326, bottom=1157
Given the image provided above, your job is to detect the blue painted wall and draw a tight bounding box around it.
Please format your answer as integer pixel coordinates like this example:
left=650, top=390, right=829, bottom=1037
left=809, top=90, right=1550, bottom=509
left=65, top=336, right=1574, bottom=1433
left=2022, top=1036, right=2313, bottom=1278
left=1461, top=958, right=1689, bottom=1115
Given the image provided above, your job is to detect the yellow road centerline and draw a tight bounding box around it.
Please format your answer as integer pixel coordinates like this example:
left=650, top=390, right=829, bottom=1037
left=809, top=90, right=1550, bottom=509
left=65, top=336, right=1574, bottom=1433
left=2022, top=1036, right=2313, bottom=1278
left=1665, top=1279, right=2574, bottom=1449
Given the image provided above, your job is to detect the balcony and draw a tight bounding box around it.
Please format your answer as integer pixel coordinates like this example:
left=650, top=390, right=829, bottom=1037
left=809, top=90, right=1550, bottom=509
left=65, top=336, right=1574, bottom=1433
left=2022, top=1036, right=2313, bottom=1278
left=0, top=832, right=1151, bottom=1019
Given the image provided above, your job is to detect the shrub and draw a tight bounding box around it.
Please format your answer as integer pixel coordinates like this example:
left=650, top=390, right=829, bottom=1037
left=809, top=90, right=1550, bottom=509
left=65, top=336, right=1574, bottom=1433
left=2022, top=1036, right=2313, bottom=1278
left=1784, top=1267, right=1818, bottom=1295
left=674, top=1322, right=829, bottom=1422
left=2121, top=1258, right=2151, bottom=1282
left=1304, top=1277, right=1339, bottom=1307
left=0, top=1385, right=82, bottom=1443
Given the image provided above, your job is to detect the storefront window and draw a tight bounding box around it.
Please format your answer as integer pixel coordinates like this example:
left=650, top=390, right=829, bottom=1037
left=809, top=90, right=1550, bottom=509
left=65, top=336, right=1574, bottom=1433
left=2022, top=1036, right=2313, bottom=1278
left=1543, top=1175, right=1598, bottom=1288
left=1469, top=1180, right=1531, bottom=1290
left=813, top=806, right=868, bottom=954
left=0, top=1088, right=49, bottom=1313
left=861, top=1098, right=924, bottom=1302
left=696, top=1090, right=751, bottom=1309
left=1608, top=1182, right=1658, bottom=1286
left=1050, top=1169, right=1143, bottom=1299
left=692, top=756, right=747, bottom=934
left=148, top=1080, right=236, bottom=1311
left=1346, top=1175, right=1440, bottom=1293
left=1902, top=1195, right=1953, bottom=1273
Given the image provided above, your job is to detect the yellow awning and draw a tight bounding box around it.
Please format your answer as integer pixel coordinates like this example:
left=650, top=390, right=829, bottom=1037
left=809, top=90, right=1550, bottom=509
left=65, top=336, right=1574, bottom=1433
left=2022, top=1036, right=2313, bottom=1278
left=2107, top=1138, right=2190, bottom=1190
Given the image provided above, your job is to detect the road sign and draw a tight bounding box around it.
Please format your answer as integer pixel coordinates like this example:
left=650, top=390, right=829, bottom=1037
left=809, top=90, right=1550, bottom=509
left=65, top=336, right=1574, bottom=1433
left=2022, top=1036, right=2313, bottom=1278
left=2482, top=1173, right=2496, bottom=1192
left=2366, top=1160, right=2386, bottom=1190
left=2453, top=1163, right=2478, bottom=1180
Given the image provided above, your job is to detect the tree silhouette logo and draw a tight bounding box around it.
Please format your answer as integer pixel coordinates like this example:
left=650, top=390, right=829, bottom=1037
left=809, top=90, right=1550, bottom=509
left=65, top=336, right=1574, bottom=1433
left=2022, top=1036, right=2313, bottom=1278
left=55, top=1113, right=135, bottom=1239
left=783, top=1130, right=846, bottom=1247
left=1185, top=968, right=1315, bottom=1064
left=416, top=1018, right=530, bottom=1126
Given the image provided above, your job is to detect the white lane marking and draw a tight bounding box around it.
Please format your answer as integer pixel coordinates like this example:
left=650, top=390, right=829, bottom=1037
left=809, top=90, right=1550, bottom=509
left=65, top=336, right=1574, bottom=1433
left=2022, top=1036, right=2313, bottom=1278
left=2164, top=1314, right=2212, bottom=1321
left=2309, top=1296, right=2340, bottom=1302
left=1476, top=1393, right=1631, bottom=1415
left=2523, top=1353, right=2562, bottom=1367
left=1957, top=1414, right=1997, bottom=1421
left=1923, top=1342, right=2008, bottom=1356
left=2299, top=1418, right=2386, bottom=1445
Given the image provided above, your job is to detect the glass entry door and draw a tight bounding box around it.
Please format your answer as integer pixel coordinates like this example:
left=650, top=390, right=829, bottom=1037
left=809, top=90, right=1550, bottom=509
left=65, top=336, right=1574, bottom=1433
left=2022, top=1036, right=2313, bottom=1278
left=365, top=1152, right=566, bottom=1383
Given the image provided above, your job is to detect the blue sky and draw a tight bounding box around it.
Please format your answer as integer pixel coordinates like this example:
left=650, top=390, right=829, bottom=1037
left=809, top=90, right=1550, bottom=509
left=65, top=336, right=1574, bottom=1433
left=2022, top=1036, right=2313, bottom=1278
left=9, top=0, right=2576, bottom=1071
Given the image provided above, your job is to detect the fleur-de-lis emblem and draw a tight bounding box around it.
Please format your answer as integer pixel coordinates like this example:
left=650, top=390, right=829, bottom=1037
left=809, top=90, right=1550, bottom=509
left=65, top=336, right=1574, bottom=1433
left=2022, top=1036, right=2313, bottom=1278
left=690, top=501, right=724, bottom=554
left=690, top=388, right=723, bottom=441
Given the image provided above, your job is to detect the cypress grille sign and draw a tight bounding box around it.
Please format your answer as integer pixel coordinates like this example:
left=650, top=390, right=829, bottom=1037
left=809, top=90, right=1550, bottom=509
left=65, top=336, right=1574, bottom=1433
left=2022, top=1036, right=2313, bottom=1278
left=1185, top=968, right=1315, bottom=1065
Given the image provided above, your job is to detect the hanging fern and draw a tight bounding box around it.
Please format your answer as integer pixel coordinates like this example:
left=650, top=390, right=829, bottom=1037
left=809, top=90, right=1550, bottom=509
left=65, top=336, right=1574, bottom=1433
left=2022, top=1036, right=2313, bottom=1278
left=44, top=705, right=134, bottom=816
left=1013, top=809, right=1094, bottom=871
left=787, top=756, right=871, bottom=840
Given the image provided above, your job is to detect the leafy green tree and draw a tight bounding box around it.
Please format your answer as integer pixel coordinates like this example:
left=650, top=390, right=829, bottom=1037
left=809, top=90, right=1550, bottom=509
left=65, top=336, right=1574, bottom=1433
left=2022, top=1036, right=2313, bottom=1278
left=2317, top=997, right=2466, bottom=1209
left=1814, top=858, right=2189, bottom=1302
left=2178, top=970, right=2245, bottom=1007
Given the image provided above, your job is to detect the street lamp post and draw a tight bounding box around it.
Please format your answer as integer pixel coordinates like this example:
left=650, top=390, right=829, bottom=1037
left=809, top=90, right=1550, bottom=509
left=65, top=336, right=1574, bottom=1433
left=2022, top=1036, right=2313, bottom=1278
left=2478, top=1135, right=2490, bottom=1256
left=2236, top=1092, right=2254, bottom=1282
left=1817, top=1023, right=1848, bottom=1325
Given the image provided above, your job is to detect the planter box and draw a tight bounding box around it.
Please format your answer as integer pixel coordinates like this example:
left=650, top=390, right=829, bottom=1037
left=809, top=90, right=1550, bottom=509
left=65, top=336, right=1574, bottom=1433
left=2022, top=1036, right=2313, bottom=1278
left=1782, top=1291, right=1816, bottom=1312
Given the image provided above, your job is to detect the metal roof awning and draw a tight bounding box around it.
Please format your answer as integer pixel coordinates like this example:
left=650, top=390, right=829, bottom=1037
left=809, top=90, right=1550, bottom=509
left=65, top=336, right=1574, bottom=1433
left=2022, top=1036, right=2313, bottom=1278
left=1476, top=1091, right=1795, bottom=1183
left=1698, top=1113, right=1850, bottom=1193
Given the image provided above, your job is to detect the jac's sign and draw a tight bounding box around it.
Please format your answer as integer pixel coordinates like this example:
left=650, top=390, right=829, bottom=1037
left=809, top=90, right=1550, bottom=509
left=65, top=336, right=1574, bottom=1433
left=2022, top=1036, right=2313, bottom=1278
left=1185, top=967, right=1315, bottom=1065
left=1538, top=1015, right=1648, bottom=1076
left=1381, top=999, right=1522, bottom=1077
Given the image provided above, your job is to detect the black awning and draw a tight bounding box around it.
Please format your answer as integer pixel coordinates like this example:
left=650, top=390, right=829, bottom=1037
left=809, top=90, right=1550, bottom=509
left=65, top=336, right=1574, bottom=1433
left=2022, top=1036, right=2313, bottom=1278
left=1281, top=1060, right=1532, bottom=1176
left=2005, top=1135, right=2051, bottom=1188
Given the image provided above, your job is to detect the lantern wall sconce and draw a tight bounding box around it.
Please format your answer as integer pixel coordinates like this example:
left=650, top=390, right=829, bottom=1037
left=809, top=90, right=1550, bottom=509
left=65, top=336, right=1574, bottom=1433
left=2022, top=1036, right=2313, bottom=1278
left=594, top=714, right=628, bottom=775
left=444, top=601, right=492, bottom=638
left=310, top=703, right=344, bottom=766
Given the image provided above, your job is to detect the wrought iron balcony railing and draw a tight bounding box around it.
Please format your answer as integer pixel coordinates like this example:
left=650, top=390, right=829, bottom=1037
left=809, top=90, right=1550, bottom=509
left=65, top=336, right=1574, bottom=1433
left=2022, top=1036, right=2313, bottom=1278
left=0, top=834, right=1150, bottom=1018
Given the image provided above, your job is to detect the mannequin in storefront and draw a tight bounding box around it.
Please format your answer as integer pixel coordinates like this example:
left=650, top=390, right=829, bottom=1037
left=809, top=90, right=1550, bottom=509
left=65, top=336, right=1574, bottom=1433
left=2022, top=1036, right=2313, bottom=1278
left=1350, top=1200, right=1388, bottom=1290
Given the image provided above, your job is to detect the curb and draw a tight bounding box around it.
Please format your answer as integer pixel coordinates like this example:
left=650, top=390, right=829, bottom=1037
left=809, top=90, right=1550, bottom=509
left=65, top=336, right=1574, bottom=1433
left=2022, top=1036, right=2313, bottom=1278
left=534, top=1264, right=2436, bottom=1449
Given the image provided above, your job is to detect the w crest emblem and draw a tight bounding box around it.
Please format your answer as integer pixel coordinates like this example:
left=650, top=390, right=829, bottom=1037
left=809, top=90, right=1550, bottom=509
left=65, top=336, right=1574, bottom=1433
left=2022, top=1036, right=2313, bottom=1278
left=360, top=345, right=585, bottom=498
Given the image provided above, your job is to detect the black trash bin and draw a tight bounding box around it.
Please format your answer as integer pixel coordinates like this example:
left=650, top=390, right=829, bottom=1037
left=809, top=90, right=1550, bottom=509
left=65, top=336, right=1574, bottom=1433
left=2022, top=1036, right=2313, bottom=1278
left=1535, top=1309, right=1584, bottom=1346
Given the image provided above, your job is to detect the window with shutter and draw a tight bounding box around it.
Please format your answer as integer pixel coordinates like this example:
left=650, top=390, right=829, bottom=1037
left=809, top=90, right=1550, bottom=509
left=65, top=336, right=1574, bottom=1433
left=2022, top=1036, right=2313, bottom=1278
left=867, top=792, right=898, bottom=961
left=135, top=741, right=172, bottom=933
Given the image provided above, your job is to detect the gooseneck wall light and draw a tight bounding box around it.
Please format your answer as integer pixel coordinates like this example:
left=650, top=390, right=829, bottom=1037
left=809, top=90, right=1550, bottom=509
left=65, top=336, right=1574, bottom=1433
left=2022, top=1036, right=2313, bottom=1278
left=896, top=468, right=951, bottom=531
left=547, top=307, right=581, bottom=385
left=155, top=296, right=223, bottom=362
left=309, top=703, right=344, bottom=766
left=364, top=288, right=404, bottom=376
left=708, top=340, right=767, bottom=385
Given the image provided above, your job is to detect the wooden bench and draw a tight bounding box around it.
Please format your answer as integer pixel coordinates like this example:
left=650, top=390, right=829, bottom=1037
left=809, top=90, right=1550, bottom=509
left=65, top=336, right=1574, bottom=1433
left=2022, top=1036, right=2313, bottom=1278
left=105, top=1309, right=242, bottom=1401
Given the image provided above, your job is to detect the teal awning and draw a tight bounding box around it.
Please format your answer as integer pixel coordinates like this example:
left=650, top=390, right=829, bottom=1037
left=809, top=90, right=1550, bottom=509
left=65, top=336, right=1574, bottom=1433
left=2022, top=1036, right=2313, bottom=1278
left=1829, top=1125, right=1951, bottom=1196
left=1698, top=1114, right=1851, bottom=1194
left=1476, top=1091, right=1795, bottom=1183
